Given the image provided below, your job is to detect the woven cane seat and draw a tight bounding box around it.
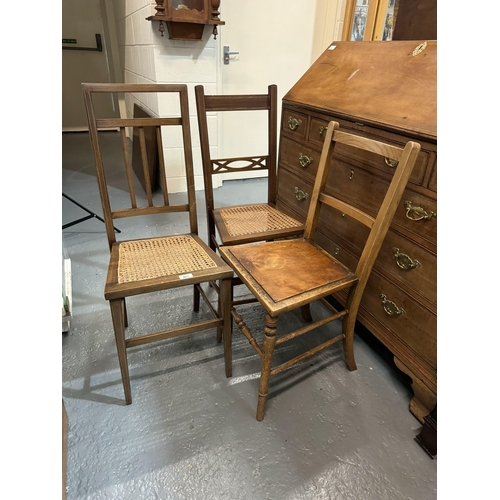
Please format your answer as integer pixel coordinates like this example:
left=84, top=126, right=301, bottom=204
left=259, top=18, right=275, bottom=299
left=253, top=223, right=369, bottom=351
left=218, top=204, right=302, bottom=237
left=118, top=235, right=218, bottom=284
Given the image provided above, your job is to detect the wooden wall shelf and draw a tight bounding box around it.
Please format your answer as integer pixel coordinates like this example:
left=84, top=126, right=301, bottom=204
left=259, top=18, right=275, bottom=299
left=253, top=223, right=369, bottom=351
left=147, top=0, right=224, bottom=40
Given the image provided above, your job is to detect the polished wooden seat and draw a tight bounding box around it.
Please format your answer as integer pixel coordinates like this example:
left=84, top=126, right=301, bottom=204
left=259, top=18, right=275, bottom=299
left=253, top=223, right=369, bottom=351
left=82, top=83, right=234, bottom=405
left=219, top=121, right=421, bottom=420
left=194, top=84, right=304, bottom=252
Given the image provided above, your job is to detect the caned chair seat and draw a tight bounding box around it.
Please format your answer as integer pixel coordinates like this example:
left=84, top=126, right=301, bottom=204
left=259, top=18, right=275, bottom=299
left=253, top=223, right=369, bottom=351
left=105, top=234, right=229, bottom=299
left=213, top=203, right=303, bottom=245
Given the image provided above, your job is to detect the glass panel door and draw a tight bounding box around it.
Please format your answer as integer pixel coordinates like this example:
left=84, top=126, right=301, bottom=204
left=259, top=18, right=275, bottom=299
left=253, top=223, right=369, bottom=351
left=350, top=0, right=370, bottom=41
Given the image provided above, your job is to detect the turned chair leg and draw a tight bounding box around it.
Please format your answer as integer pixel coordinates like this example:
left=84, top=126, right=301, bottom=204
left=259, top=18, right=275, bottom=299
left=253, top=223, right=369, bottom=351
left=110, top=298, right=132, bottom=404
left=256, top=314, right=279, bottom=421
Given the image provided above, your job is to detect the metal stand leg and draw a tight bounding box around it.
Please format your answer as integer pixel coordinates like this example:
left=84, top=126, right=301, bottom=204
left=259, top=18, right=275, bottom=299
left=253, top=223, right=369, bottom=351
left=62, top=193, right=120, bottom=232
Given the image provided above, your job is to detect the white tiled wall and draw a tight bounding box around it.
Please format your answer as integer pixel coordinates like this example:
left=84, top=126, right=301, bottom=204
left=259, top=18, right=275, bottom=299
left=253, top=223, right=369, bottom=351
left=112, top=1, right=218, bottom=193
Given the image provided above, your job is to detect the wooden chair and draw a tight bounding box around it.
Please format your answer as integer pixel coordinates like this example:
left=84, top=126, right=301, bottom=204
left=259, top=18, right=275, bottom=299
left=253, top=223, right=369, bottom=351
left=194, top=84, right=304, bottom=253
left=219, top=121, right=421, bottom=420
left=81, top=83, right=234, bottom=405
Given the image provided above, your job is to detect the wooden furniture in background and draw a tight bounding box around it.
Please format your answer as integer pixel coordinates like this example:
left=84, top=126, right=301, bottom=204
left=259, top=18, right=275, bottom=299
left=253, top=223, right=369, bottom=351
left=82, top=83, right=233, bottom=404
left=342, top=0, right=437, bottom=42
left=392, top=0, right=437, bottom=41
left=147, top=0, right=224, bottom=40
left=276, top=41, right=437, bottom=423
left=220, top=121, right=420, bottom=421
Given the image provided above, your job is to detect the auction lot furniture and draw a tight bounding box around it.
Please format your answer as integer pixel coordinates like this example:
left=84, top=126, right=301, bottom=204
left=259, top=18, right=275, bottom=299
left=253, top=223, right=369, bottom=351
left=221, top=121, right=420, bottom=420
left=275, top=41, right=437, bottom=422
left=82, top=83, right=233, bottom=404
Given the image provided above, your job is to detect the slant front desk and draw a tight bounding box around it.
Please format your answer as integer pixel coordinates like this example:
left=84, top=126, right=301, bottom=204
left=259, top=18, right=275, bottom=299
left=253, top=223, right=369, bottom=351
left=276, top=41, right=437, bottom=423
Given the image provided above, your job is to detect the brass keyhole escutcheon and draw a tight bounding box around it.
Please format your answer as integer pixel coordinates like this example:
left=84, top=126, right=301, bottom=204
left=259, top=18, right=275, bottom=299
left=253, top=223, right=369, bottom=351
left=412, top=41, right=427, bottom=56
left=384, top=157, right=399, bottom=168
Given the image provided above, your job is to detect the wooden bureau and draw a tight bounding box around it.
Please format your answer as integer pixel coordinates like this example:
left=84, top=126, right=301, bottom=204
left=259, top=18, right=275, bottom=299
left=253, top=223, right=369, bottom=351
left=276, top=41, right=437, bottom=423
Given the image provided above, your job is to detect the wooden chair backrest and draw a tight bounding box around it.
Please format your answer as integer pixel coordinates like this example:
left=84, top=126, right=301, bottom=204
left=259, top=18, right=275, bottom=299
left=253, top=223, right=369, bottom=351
left=194, top=84, right=278, bottom=213
left=304, top=121, right=421, bottom=293
left=82, top=83, right=198, bottom=250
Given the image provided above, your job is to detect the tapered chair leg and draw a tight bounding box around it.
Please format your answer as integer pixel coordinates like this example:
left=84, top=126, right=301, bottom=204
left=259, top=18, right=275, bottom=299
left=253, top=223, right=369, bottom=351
left=123, top=298, right=128, bottom=328
left=193, top=284, right=200, bottom=312
left=216, top=284, right=223, bottom=344
left=256, top=314, right=279, bottom=421
left=221, top=277, right=233, bottom=378
left=110, top=298, right=132, bottom=404
left=342, top=313, right=357, bottom=372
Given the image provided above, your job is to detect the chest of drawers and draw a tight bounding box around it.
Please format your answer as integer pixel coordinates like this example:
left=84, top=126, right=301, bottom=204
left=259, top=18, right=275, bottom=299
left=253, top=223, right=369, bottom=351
left=276, top=41, right=437, bottom=423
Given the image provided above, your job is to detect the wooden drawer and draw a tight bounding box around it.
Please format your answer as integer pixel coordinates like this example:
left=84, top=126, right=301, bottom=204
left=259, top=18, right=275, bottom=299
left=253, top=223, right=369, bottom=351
left=316, top=204, right=436, bottom=306
left=376, top=232, right=436, bottom=307
left=361, top=270, right=437, bottom=371
left=278, top=162, right=436, bottom=247
left=396, top=193, right=437, bottom=247
left=301, top=109, right=432, bottom=187
left=279, top=136, right=320, bottom=180
left=323, top=159, right=437, bottom=246
left=308, top=116, right=330, bottom=147
left=333, top=135, right=428, bottom=187
left=277, top=165, right=313, bottom=219
left=281, top=108, right=308, bottom=141
left=314, top=231, right=436, bottom=372
left=428, top=161, right=437, bottom=192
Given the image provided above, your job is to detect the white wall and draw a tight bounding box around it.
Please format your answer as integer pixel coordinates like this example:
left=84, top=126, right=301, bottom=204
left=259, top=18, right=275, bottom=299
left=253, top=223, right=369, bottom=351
left=111, top=0, right=219, bottom=192
left=108, top=0, right=347, bottom=194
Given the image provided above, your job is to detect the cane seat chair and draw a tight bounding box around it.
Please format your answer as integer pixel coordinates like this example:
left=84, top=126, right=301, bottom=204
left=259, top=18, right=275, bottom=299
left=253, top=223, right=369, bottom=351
left=194, top=84, right=304, bottom=252
left=195, top=84, right=306, bottom=327
left=219, top=121, right=421, bottom=420
left=82, top=83, right=234, bottom=405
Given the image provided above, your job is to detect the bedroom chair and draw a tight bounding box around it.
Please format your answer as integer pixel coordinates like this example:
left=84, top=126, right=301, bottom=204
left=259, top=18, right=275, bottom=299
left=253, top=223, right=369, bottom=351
left=82, top=83, right=234, bottom=404
left=219, top=121, right=421, bottom=420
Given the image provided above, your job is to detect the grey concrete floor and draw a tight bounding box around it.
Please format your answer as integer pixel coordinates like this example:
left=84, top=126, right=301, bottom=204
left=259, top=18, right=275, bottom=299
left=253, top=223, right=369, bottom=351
left=62, top=131, right=437, bottom=500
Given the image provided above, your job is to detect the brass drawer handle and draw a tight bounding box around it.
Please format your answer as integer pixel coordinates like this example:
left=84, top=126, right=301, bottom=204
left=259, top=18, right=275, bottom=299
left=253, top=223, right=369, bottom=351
left=392, top=247, right=421, bottom=270
left=298, top=153, right=313, bottom=168
left=385, top=157, right=399, bottom=168
left=294, top=187, right=309, bottom=201
left=288, top=116, right=302, bottom=131
left=380, top=294, right=405, bottom=316
left=404, top=201, right=437, bottom=221
left=319, top=126, right=327, bottom=138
